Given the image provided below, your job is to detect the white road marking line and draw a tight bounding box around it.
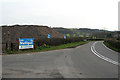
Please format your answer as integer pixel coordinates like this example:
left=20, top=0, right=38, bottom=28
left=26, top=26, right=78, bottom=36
left=91, top=42, right=119, bottom=66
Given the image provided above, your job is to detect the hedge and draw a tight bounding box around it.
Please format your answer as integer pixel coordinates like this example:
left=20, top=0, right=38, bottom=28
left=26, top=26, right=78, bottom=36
left=35, top=37, right=84, bottom=47
left=104, top=38, right=120, bottom=49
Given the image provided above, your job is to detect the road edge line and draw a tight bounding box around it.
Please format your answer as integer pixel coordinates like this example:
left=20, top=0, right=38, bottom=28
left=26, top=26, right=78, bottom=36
left=91, top=42, right=119, bottom=66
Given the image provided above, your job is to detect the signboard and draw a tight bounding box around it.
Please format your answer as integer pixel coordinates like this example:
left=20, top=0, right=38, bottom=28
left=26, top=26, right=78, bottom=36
left=48, top=34, right=51, bottom=38
left=19, top=38, right=34, bottom=49
left=64, top=35, right=66, bottom=39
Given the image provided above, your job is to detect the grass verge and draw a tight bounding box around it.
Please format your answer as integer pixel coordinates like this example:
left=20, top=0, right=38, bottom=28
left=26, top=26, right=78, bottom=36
left=5, top=41, right=89, bottom=54
left=104, top=42, right=120, bottom=53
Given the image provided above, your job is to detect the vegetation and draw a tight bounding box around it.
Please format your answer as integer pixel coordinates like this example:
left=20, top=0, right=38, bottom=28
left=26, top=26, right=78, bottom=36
left=104, top=38, right=120, bottom=52
left=53, top=27, right=111, bottom=38
left=5, top=41, right=89, bottom=54
left=87, top=38, right=104, bottom=41
left=4, top=37, right=88, bottom=54
left=35, top=37, right=84, bottom=46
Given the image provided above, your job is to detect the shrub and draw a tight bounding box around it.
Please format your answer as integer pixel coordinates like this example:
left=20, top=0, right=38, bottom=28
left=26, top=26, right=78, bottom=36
left=35, top=37, right=84, bottom=47
left=105, top=38, right=120, bottom=49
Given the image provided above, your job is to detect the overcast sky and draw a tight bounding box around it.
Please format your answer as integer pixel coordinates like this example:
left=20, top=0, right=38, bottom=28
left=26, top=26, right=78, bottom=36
left=1, top=0, right=120, bottom=31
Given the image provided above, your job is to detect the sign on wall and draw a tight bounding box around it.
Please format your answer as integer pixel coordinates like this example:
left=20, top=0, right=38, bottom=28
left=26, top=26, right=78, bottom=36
left=19, top=38, right=34, bottom=49
left=64, top=35, right=66, bottom=39
left=48, top=34, right=51, bottom=38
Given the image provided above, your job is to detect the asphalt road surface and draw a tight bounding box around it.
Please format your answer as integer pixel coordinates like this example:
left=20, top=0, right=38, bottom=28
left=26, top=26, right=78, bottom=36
left=2, top=41, right=119, bottom=78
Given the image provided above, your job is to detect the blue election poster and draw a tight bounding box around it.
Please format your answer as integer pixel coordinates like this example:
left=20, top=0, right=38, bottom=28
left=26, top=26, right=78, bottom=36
left=64, top=35, right=66, bottom=39
left=19, top=38, right=34, bottom=49
left=48, top=34, right=51, bottom=38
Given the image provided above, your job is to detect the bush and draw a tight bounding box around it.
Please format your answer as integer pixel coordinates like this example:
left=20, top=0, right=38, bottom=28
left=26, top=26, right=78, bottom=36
left=35, top=37, right=84, bottom=47
left=105, top=38, right=120, bottom=49
left=37, top=45, right=50, bottom=50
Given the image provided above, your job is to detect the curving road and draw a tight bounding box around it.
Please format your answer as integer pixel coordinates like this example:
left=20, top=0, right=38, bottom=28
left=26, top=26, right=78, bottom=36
left=2, top=41, right=119, bottom=78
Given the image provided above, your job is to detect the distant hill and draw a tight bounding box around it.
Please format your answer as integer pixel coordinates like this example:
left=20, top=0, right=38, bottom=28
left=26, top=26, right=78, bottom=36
left=53, top=27, right=111, bottom=38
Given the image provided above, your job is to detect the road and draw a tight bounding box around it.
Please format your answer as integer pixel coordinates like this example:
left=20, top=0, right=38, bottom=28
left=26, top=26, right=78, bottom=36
left=2, top=41, right=119, bottom=78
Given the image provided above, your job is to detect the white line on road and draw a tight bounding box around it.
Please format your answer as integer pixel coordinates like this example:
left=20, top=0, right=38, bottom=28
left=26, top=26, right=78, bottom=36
left=91, top=42, right=119, bottom=66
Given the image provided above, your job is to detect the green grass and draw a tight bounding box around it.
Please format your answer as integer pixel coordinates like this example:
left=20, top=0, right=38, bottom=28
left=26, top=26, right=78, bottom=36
left=104, top=42, right=120, bottom=53
left=5, top=41, right=89, bottom=54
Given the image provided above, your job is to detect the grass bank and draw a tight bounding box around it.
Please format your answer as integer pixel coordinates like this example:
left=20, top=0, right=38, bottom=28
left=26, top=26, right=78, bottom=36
left=104, top=42, right=120, bottom=53
left=5, top=41, right=89, bottom=54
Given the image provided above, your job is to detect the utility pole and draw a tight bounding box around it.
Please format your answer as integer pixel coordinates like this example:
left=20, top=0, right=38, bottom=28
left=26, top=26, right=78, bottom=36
left=103, top=27, right=107, bottom=39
